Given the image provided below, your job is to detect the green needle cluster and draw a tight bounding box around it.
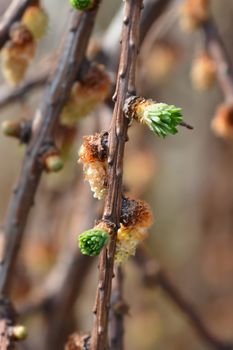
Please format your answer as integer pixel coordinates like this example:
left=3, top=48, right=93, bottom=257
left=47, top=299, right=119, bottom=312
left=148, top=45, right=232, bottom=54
left=70, top=0, right=92, bottom=10
left=142, top=103, right=183, bottom=137
left=78, top=229, right=109, bottom=256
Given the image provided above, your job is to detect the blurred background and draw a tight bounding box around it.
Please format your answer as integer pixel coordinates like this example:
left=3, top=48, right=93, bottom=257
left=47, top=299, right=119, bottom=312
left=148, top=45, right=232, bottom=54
left=1, top=0, right=233, bottom=349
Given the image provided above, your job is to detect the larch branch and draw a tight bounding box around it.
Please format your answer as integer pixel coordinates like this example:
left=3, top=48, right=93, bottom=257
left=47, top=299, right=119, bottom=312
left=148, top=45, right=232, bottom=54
left=90, top=1, right=143, bottom=349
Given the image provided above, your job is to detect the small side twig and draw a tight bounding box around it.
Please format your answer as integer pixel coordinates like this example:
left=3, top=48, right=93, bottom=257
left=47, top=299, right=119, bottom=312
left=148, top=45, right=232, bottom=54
left=90, top=1, right=143, bottom=349
left=0, top=72, right=48, bottom=109
left=134, top=247, right=233, bottom=350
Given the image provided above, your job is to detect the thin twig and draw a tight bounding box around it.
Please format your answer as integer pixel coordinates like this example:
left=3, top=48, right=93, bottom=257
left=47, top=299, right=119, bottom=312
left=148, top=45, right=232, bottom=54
left=90, top=1, right=143, bottom=349
left=134, top=247, right=233, bottom=350
left=0, top=72, right=48, bottom=108
left=202, top=17, right=233, bottom=102
left=0, top=0, right=36, bottom=49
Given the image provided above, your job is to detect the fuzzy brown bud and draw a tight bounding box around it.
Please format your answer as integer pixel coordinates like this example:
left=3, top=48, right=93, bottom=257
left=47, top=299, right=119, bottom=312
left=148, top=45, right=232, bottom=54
left=0, top=23, right=35, bottom=85
left=60, top=64, right=111, bottom=126
left=180, top=0, right=209, bottom=30
left=211, top=103, right=233, bottom=139
left=191, top=52, right=216, bottom=90
left=65, top=332, right=90, bottom=350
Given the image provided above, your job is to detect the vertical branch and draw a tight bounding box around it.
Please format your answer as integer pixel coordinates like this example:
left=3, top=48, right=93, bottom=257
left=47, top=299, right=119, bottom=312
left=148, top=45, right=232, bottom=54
left=0, top=5, right=101, bottom=297
left=90, top=1, right=143, bottom=349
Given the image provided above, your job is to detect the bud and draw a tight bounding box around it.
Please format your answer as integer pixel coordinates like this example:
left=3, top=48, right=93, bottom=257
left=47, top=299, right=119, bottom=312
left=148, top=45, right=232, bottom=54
left=124, top=96, right=183, bottom=138
left=12, top=325, right=28, bottom=340
left=78, top=228, right=109, bottom=256
left=0, top=23, right=35, bottom=85
left=65, top=332, right=90, bottom=350
left=115, top=198, right=153, bottom=264
left=179, top=0, right=209, bottom=31
left=70, top=0, right=93, bottom=10
left=121, top=197, right=153, bottom=229
left=211, top=103, right=233, bottom=139
left=115, top=226, right=148, bottom=265
left=44, top=154, right=64, bottom=172
left=191, top=52, right=216, bottom=90
left=78, top=132, right=108, bottom=200
left=1, top=120, right=21, bottom=138
left=60, top=64, right=111, bottom=126
left=22, top=5, right=48, bottom=40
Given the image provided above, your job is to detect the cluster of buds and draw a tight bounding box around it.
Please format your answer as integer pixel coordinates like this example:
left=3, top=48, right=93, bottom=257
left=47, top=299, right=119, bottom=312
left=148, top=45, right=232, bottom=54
left=211, top=103, right=233, bottom=139
left=60, top=63, right=111, bottom=126
left=70, top=0, right=94, bottom=10
left=77, top=198, right=153, bottom=264
left=191, top=52, right=216, bottom=90
left=78, top=132, right=109, bottom=200
left=179, top=0, right=209, bottom=31
left=0, top=4, right=48, bottom=85
left=124, top=96, right=183, bottom=138
left=115, top=197, right=153, bottom=264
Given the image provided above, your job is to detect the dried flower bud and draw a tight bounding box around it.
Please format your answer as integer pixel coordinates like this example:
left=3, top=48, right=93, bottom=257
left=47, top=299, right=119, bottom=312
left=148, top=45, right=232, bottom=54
left=211, top=103, right=233, bottom=139
left=83, top=161, right=108, bottom=199
left=78, top=228, right=109, bottom=256
left=12, top=325, right=28, bottom=340
left=22, top=5, right=48, bottom=40
left=0, top=24, right=35, bottom=85
left=191, top=52, right=216, bottom=90
left=10, top=22, right=34, bottom=45
left=115, top=226, right=149, bottom=265
left=70, top=0, right=94, bottom=10
left=124, top=96, right=183, bottom=138
left=65, top=332, right=91, bottom=350
left=60, top=64, right=111, bottom=126
left=1, top=56, right=28, bottom=85
left=78, top=132, right=108, bottom=199
left=115, top=198, right=153, bottom=264
left=179, top=0, right=209, bottom=30
left=121, top=197, right=153, bottom=229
